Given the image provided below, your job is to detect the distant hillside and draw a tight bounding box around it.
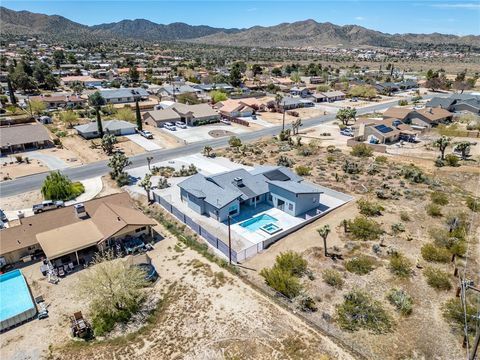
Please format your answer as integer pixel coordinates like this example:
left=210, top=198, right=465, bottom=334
left=1, top=7, right=479, bottom=50
left=192, top=19, right=480, bottom=49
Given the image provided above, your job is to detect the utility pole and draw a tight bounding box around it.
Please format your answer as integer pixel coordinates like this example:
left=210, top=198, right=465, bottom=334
left=458, top=277, right=480, bottom=360
left=471, top=325, right=479, bottom=360
left=282, top=99, right=286, bottom=132
left=227, top=215, right=232, bottom=264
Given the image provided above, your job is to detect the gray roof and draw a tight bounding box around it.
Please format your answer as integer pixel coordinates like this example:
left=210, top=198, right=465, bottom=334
left=169, top=103, right=219, bottom=118
left=75, top=120, right=136, bottom=133
left=178, top=166, right=318, bottom=210
left=99, top=88, right=148, bottom=100
left=159, top=85, right=200, bottom=95
left=0, top=123, right=52, bottom=147
left=267, top=180, right=323, bottom=194
left=426, top=97, right=455, bottom=109
left=144, top=108, right=181, bottom=122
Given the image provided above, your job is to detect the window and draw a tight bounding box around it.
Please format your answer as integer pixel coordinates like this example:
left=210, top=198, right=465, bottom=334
left=255, top=196, right=260, bottom=201
left=288, top=203, right=293, bottom=211
left=228, top=204, right=238, bottom=215
left=135, top=226, right=147, bottom=233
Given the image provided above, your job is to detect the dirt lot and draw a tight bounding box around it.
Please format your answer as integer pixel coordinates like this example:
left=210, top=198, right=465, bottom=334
left=217, top=136, right=479, bottom=360
left=0, top=221, right=355, bottom=360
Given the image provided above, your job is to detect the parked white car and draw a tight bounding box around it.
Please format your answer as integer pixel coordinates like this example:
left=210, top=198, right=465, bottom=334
left=164, top=122, right=177, bottom=131
left=175, top=121, right=187, bottom=129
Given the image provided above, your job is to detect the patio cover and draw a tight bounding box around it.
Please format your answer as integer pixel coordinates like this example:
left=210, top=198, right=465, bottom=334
left=36, top=220, right=104, bottom=260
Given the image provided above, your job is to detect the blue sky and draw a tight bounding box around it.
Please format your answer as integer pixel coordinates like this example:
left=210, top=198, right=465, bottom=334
left=3, top=1, right=480, bottom=35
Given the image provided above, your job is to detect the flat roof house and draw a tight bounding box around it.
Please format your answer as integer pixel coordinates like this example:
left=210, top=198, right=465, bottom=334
left=178, top=166, right=323, bottom=222
left=60, top=75, right=103, bottom=87
left=0, top=123, right=53, bottom=154
left=0, top=193, right=156, bottom=265
left=75, top=120, right=136, bottom=139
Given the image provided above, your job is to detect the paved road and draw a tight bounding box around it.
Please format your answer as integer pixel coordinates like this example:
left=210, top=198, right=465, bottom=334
left=0, top=96, right=437, bottom=197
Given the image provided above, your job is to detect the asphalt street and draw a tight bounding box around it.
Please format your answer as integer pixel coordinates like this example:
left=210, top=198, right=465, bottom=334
left=0, top=95, right=438, bottom=197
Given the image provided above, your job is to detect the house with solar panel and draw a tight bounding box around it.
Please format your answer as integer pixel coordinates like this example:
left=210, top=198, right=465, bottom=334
left=355, top=118, right=419, bottom=144
left=177, top=166, right=323, bottom=222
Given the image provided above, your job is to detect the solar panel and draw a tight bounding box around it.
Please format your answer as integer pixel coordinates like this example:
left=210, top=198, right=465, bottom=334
left=375, top=124, right=394, bottom=134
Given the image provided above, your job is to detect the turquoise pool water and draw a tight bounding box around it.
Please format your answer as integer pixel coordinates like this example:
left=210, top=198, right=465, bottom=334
left=240, top=214, right=278, bottom=232
left=0, top=270, right=35, bottom=323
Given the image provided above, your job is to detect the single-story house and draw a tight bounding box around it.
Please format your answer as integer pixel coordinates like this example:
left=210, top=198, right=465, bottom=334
left=216, top=99, right=254, bottom=118
left=290, top=87, right=311, bottom=98
left=157, top=84, right=201, bottom=99
left=143, top=103, right=220, bottom=127
left=427, top=94, right=480, bottom=115
left=99, top=88, right=149, bottom=104
left=75, top=120, right=136, bottom=139
left=0, top=192, right=156, bottom=265
left=193, top=83, right=234, bottom=93
left=0, top=123, right=53, bottom=154
left=410, top=107, right=453, bottom=127
left=29, top=94, right=86, bottom=109
left=452, top=98, right=480, bottom=115
left=383, top=107, right=412, bottom=122
left=60, top=76, right=103, bottom=87
left=355, top=118, right=418, bottom=144
left=280, top=97, right=314, bottom=110
left=177, top=166, right=323, bottom=222
left=300, top=76, right=324, bottom=85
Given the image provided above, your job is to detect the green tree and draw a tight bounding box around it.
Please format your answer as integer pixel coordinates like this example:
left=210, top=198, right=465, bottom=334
left=88, top=91, right=106, bottom=137
left=336, top=108, right=356, bottom=126
left=52, top=50, right=66, bottom=69
left=317, top=225, right=331, bottom=257
left=229, top=62, right=244, bottom=87
left=116, top=107, right=135, bottom=122
left=108, top=153, right=131, bottom=182
left=454, top=141, right=471, bottom=160
left=209, top=90, right=228, bottom=104
left=6, top=75, right=16, bottom=105
left=101, top=134, right=118, bottom=155
left=59, top=110, right=79, bottom=128
left=433, top=136, right=451, bottom=160
left=41, top=171, right=84, bottom=201
left=290, top=71, right=301, bottom=83
left=135, top=100, right=142, bottom=131
left=129, top=67, right=140, bottom=83
left=29, top=99, right=46, bottom=116
left=228, top=136, right=242, bottom=152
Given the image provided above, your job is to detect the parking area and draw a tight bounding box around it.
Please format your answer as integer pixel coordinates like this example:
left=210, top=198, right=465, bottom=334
left=124, top=134, right=162, bottom=151
left=159, top=123, right=250, bottom=143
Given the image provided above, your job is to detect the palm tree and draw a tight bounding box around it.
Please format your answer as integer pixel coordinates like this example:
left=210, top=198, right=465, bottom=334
left=88, top=91, right=106, bottom=137
left=433, top=136, right=451, bottom=160
left=317, top=225, right=331, bottom=257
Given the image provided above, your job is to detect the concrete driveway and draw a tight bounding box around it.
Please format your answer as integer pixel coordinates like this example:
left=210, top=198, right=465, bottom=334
left=162, top=124, right=249, bottom=143
left=125, top=134, right=162, bottom=151
left=24, top=152, right=69, bottom=170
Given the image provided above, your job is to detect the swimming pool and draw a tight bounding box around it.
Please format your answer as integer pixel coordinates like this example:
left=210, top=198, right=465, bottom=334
left=240, top=214, right=278, bottom=232
left=0, top=270, right=37, bottom=332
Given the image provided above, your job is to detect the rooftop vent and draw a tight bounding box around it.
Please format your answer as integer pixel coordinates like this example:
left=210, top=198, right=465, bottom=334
left=74, top=203, right=87, bottom=218
left=233, top=177, right=244, bottom=187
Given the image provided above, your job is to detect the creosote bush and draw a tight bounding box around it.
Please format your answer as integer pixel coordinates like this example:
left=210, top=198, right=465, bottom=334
left=322, top=269, right=344, bottom=289
left=347, top=216, right=384, bottom=241
left=466, top=197, right=479, bottom=212
left=442, top=298, right=477, bottom=337
left=295, top=165, right=311, bottom=176
left=430, top=191, right=449, bottom=205
left=426, top=203, right=442, bottom=217
left=387, top=288, right=413, bottom=316
left=388, top=253, right=413, bottom=278
left=351, top=144, right=373, bottom=158
left=424, top=267, right=451, bottom=291
left=345, top=255, right=376, bottom=275
left=421, top=243, right=450, bottom=263
left=336, top=290, right=392, bottom=334
left=357, top=199, right=384, bottom=217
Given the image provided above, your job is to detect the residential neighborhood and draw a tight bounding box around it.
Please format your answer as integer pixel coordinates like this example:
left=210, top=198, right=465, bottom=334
left=0, top=3, right=479, bottom=360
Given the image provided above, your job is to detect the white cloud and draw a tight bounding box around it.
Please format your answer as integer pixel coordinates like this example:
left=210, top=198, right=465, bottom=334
left=354, top=16, right=365, bottom=21
left=431, top=3, right=480, bottom=9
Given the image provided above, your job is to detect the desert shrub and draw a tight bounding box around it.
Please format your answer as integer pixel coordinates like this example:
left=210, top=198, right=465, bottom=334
left=421, top=243, right=451, bottom=263
left=342, top=159, right=362, bottom=174
left=295, top=165, right=311, bottom=176
left=326, top=155, right=336, bottom=163
left=296, top=294, right=318, bottom=312
left=401, top=164, right=429, bottom=183
left=424, top=267, right=451, bottom=290
left=442, top=298, right=477, bottom=337
left=277, top=155, right=294, bottom=167
left=274, top=251, right=308, bottom=277
left=400, top=211, right=411, bottom=221
left=357, top=199, right=384, bottom=217
left=466, top=197, right=479, bottom=212
left=387, top=289, right=413, bottom=316
left=398, top=99, right=408, bottom=106
left=444, top=154, right=460, bottom=167
left=15, top=155, right=23, bottom=163
left=347, top=216, right=384, bottom=241
left=426, top=203, right=442, bottom=217
left=41, top=171, right=85, bottom=201
left=391, top=223, right=405, bottom=233
left=326, top=145, right=336, bottom=153
left=322, top=269, right=344, bottom=289
left=336, top=290, right=392, bottom=333
left=430, top=191, right=449, bottom=205
left=260, top=267, right=303, bottom=299
left=389, top=253, right=413, bottom=278
left=351, top=144, right=373, bottom=158
left=375, top=155, right=388, bottom=164
left=345, top=256, right=376, bottom=275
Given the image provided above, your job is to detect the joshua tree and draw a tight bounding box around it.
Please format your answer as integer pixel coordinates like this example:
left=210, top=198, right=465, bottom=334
left=88, top=91, right=106, bottom=137
left=291, top=118, right=302, bottom=135
left=317, top=225, right=331, bottom=257
left=433, top=136, right=451, bottom=160
left=139, top=174, right=152, bottom=202
left=101, top=134, right=117, bottom=155
left=336, top=108, right=356, bottom=126
left=203, top=145, right=213, bottom=157
left=228, top=136, right=242, bottom=152
left=108, top=153, right=131, bottom=181
left=454, top=141, right=471, bottom=160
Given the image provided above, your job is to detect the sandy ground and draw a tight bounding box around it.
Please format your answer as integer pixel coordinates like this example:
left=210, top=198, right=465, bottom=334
left=0, top=222, right=356, bottom=360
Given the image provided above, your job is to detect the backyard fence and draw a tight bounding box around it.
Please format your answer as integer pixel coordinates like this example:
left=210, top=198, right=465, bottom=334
left=154, top=193, right=239, bottom=263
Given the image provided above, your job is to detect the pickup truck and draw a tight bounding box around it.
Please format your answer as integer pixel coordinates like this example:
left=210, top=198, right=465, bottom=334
left=137, top=129, right=154, bottom=139
left=33, top=200, right=65, bottom=214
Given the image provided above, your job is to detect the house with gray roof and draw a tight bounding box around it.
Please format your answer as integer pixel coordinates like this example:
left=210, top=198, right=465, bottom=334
left=177, top=166, right=323, bottom=222
left=0, top=123, right=53, bottom=154
left=99, top=88, right=149, bottom=104
left=426, top=94, right=480, bottom=115
left=75, top=120, right=136, bottom=139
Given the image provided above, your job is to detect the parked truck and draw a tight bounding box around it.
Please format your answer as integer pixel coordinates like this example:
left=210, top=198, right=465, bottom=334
left=32, top=200, right=65, bottom=214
